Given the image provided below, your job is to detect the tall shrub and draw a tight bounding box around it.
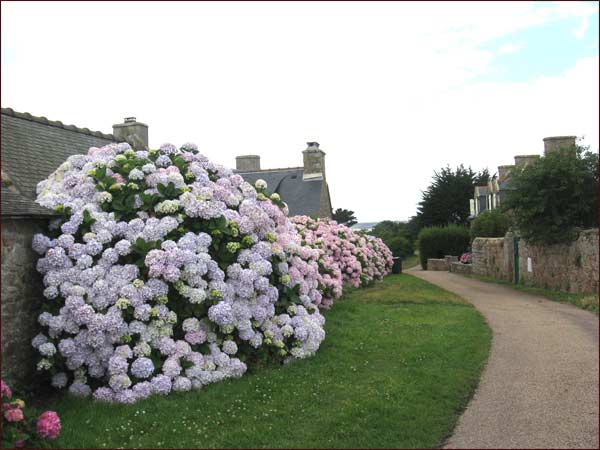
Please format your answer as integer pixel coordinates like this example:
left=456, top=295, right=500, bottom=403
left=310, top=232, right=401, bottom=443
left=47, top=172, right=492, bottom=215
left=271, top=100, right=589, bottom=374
left=470, top=210, right=511, bottom=240
left=418, top=225, right=470, bottom=269
left=503, top=144, right=598, bottom=245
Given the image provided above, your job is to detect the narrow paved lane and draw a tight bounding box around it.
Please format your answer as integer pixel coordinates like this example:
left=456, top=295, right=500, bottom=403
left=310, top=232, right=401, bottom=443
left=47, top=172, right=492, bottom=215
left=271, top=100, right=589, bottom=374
left=407, top=268, right=599, bottom=449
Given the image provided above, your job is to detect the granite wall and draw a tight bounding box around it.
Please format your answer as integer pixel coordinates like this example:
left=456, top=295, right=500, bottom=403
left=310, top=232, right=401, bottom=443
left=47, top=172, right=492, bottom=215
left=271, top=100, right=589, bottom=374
left=472, top=229, right=598, bottom=294
left=1, top=219, right=47, bottom=385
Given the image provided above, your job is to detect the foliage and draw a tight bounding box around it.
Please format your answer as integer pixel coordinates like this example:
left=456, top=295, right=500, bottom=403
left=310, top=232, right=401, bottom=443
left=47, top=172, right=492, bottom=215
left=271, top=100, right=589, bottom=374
left=459, top=252, right=472, bottom=264
left=418, top=225, right=470, bottom=269
left=470, top=209, right=511, bottom=240
left=30, top=142, right=392, bottom=404
left=369, top=220, right=414, bottom=257
left=1, top=379, right=61, bottom=448
left=331, top=208, right=357, bottom=227
left=41, top=275, right=490, bottom=449
left=383, top=235, right=414, bottom=258
left=416, top=165, right=490, bottom=228
left=406, top=215, right=422, bottom=243
left=503, top=144, right=598, bottom=245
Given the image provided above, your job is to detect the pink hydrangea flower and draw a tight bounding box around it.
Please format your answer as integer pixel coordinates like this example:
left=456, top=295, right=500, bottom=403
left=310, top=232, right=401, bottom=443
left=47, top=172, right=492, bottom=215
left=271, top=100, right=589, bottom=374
left=4, top=407, right=24, bottom=422
left=37, top=411, right=61, bottom=440
left=1, top=379, right=12, bottom=399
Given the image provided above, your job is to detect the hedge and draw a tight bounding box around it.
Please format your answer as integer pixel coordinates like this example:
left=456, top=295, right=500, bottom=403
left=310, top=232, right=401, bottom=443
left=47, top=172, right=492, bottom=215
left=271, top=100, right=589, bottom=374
left=418, top=225, right=470, bottom=269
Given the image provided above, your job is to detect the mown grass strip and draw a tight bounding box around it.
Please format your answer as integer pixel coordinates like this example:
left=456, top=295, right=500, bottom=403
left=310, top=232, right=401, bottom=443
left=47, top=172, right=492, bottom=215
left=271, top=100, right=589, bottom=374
left=46, top=274, right=490, bottom=449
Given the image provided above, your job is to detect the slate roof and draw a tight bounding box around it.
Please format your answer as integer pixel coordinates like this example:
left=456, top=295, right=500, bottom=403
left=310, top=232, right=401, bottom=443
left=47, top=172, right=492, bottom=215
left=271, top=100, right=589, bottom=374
left=237, top=168, right=325, bottom=217
left=1, top=108, right=114, bottom=217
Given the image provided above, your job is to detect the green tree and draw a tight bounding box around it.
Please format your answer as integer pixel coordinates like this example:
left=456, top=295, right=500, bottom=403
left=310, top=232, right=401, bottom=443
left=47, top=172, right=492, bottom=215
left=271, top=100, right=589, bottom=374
left=503, top=144, right=598, bottom=245
left=332, top=208, right=357, bottom=226
left=416, top=165, right=489, bottom=228
left=470, top=209, right=511, bottom=240
left=370, top=220, right=414, bottom=257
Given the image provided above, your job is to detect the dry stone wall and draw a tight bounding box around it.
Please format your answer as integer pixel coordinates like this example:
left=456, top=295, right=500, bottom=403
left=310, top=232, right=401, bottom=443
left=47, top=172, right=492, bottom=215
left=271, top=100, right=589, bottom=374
left=472, top=237, right=512, bottom=282
left=472, top=229, right=598, bottom=294
left=518, top=229, right=598, bottom=294
left=1, top=219, right=48, bottom=385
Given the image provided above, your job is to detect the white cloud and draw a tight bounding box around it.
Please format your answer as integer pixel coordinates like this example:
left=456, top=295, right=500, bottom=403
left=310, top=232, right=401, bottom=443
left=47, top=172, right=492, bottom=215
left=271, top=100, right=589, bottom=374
left=1, top=1, right=598, bottom=222
left=574, top=15, right=589, bottom=39
left=497, top=42, right=523, bottom=55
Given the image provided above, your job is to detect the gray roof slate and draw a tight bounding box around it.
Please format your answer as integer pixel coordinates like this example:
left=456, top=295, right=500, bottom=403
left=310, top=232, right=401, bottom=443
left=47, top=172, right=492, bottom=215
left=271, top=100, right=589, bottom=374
left=2, top=108, right=114, bottom=217
left=237, top=168, right=324, bottom=217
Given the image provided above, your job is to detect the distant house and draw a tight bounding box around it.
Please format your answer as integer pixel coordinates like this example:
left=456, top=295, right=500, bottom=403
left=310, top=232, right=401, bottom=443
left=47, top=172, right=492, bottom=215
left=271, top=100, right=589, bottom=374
left=469, top=136, right=576, bottom=218
left=234, top=142, right=333, bottom=218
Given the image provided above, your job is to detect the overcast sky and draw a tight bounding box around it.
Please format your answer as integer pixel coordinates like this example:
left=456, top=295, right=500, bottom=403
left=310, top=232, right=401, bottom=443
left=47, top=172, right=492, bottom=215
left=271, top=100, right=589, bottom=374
left=2, top=1, right=598, bottom=222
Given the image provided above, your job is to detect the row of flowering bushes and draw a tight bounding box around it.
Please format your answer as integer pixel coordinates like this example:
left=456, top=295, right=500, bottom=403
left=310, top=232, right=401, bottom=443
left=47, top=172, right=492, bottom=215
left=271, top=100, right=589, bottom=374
left=30, top=141, right=392, bottom=405
left=291, top=216, right=393, bottom=306
left=2, top=380, right=61, bottom=447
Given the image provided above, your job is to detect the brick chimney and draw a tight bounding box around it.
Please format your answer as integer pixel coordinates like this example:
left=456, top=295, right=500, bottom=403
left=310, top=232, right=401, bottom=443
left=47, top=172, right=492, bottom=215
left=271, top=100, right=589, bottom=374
left=302, top=142, right=325, bottom=180
left=543, top=136, right=577, bottom=155
left=112, top=117, right=149, bottom=150
left=235, top=155, right=261, bottom=172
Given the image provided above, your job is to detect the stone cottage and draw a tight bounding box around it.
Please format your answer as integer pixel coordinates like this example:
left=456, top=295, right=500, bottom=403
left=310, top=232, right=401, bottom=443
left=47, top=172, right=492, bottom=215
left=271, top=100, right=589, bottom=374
left=234, top=142, right=333, bottom=218
left=1, top=108, right=149, bottom=383
left=469, top=136, right=576, bottom=218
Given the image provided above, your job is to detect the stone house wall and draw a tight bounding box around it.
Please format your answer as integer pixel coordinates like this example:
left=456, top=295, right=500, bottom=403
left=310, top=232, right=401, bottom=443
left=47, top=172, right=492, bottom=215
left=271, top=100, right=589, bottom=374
left=1, top=218, right=48, bottom=385
left=472, top=229, right=599, bottom=294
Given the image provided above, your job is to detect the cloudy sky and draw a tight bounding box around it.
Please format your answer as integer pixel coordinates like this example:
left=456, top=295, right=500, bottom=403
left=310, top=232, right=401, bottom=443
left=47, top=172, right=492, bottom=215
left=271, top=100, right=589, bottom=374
left=2, top=1, right=598, bottom=222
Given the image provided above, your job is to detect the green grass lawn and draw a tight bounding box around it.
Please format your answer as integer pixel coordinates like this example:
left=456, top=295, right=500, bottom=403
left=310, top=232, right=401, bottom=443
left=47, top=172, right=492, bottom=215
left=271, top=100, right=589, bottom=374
left=43, top=274, right=490, bottom=449
left=468, top=274, right=599, bottom=314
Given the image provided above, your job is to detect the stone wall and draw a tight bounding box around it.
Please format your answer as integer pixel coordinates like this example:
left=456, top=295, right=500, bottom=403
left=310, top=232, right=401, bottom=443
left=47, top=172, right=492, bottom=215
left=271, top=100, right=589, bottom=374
left=518, top=229, right=598, bottom=294
left=427, top=258, right=449, bottom=271
left=1, top=218, right=47, bottom=385
left=472, top=237, right=512, bottom=282
left=450, top=262, right=473, bottom=275
left=472, top=229, right=599, bottom=294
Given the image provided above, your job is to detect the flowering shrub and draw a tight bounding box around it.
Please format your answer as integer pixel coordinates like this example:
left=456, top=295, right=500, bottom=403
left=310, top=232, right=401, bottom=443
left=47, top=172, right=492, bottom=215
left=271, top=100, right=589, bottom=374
left=292, top=216, right=393, bottom=294
left=1, top=379, right=61, bottom=447
left=459, top=252, right=472, bottom=264
left=31, top=142, right=327, bottom=403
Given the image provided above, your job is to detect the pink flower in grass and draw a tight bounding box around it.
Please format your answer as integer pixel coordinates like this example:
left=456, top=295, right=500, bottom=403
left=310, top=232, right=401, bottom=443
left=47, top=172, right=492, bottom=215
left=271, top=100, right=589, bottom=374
left=37, top=411, right=61, bottom=440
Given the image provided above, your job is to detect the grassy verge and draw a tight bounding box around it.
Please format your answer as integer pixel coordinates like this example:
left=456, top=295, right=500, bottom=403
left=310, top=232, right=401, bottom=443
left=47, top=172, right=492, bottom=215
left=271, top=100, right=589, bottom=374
left=467, top=274, right=598, bottom=314
left=43, top=274, right=490, bottom=449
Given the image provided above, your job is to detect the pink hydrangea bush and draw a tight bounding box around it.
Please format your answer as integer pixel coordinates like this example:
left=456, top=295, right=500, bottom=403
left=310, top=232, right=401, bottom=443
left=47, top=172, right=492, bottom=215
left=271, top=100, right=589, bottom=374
left=1, top=379, right=61, bottom=447
left=292, top=216, right=393, bottom=293
left=32, top=142, right=326, bottom=403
